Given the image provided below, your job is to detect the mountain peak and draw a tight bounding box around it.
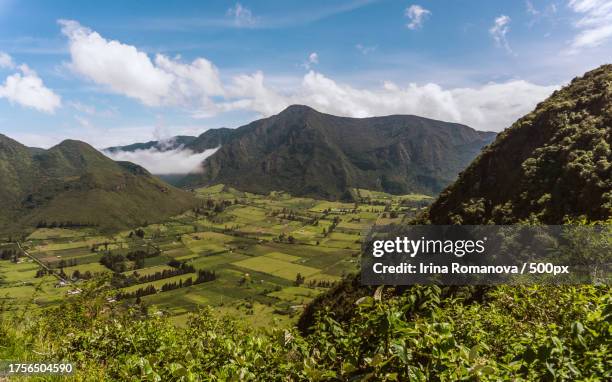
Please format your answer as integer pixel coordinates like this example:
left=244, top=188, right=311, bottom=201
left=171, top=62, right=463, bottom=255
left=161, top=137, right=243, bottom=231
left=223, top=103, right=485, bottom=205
left=55, top=139, right=97, bottom=151
left=279, top=104, right=319, bottom=115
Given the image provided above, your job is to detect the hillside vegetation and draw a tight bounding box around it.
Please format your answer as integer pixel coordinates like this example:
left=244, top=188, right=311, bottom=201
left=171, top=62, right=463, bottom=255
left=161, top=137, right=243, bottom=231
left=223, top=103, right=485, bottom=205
left=1, top=281, right=608, bottom=380
left=426, top=64, right=612, bottom=224
left=0, top=136, right=197, bottom=233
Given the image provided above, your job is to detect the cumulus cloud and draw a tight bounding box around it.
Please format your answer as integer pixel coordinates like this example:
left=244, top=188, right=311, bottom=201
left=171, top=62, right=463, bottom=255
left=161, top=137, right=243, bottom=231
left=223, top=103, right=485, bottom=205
left=57, top=19, right=558, bottom=133
left=0, top=52, right=14, bottom=69
left=59, top=19, right=223, bottom=107
left=567, top=0, right=612, bottom=52
left=490, top=15, right=513, bottom=53
left=0, top=64, right=62, bottom=113
left=211, top=70, right=291, bottom=117
left=405, top=5, right=431, bottom=30
left=104, top=146, right=219, bottom=174
left=226, top=3, right=256, bottom=27
left=218, top=70, right=557, bottom=132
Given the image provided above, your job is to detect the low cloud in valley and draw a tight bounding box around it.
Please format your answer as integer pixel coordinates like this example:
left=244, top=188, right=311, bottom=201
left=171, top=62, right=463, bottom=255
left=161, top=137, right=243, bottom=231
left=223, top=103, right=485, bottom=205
left=104, top=146, right=219, bottom=175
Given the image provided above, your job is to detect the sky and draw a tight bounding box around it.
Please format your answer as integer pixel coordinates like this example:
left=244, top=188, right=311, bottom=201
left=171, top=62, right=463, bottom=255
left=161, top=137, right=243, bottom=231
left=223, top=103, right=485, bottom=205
left=0, top=0, right=611, bottom=150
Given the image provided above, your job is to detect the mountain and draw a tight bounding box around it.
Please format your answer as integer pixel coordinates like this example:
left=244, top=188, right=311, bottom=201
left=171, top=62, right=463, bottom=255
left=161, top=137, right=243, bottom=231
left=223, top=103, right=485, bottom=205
left=299, top=65, right=612, bottom=333
left=104, top=135, right=197, bottom=153
left=184, top=127, right=236, bottom=152
left=426, top=64, right=612, bottom=224
left=0, top=135, right=197, bottom=233
left=180, top=105, right=496, bottom=199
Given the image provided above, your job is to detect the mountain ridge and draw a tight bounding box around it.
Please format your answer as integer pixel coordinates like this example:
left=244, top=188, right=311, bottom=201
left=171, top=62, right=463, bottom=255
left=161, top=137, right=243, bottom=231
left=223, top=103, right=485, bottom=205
left=104, top=135, right=198, bottom=153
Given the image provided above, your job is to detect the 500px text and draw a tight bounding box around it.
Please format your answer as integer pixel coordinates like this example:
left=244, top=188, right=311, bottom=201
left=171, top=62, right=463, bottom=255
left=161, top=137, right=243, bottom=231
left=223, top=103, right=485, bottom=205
left=373, top=262, right=570, bottom=275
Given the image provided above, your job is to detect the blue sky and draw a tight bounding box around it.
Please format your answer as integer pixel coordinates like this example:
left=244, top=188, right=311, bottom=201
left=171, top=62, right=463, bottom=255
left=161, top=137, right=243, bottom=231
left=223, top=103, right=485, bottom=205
left=0, top=0, right=611, bottom=149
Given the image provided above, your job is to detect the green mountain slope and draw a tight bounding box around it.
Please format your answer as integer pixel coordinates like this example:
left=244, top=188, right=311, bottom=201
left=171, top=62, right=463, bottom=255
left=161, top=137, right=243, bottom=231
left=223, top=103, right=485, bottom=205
left=0, top=135, right=197, bottom=233
left=180, top=105, right=496, bottom=199
left=426, top=64, right=612, bottom=224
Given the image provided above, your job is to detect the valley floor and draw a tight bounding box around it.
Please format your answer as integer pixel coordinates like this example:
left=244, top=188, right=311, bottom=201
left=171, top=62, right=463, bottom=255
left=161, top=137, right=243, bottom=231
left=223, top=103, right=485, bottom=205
left=0, top=185, right=431, bottom=328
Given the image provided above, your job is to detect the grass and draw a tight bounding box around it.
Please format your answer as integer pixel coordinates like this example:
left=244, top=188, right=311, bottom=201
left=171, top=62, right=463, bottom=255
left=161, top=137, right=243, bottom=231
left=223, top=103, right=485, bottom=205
left=233, top=256, right=322, bottom=280
left=121, top=273, right=197, bottom=293
left=268, top=286, right=320, bottom=302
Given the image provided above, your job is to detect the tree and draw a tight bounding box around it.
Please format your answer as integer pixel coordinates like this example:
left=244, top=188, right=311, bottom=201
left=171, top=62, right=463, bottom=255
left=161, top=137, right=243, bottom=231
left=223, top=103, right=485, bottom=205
left=294, top=273, right=305, bottom=286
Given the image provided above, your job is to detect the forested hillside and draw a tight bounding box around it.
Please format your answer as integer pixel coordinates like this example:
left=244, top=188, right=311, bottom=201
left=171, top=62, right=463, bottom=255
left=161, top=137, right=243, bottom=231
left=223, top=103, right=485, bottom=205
left=426, top=64, right=612, bottom=224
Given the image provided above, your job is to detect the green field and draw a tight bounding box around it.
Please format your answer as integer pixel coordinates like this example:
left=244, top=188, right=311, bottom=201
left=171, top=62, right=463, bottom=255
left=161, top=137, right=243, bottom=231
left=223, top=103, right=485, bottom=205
left=0, top=185, right=431, bottom=327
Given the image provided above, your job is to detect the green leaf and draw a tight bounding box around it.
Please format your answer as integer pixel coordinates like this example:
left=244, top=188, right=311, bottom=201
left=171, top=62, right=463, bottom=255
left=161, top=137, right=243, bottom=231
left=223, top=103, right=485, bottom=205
left=356, top=296, right=374, bottom=307
left=469, top=345, right=479, bottom=363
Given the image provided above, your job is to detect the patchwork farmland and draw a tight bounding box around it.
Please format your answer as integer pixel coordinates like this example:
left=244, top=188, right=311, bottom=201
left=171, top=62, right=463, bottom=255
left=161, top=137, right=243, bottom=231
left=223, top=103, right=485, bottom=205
left=0, top=185, right=432, bottom=327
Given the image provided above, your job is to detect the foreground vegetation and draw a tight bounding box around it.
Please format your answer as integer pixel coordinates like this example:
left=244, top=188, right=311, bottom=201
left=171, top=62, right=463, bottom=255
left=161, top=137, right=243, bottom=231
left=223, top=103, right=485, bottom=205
left=1, top=281, right=608, bottom=381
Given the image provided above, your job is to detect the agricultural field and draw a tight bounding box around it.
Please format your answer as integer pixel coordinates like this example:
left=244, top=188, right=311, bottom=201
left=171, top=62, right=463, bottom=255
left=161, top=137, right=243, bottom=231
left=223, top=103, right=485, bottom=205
left=0, top=185, right=431, bottom=327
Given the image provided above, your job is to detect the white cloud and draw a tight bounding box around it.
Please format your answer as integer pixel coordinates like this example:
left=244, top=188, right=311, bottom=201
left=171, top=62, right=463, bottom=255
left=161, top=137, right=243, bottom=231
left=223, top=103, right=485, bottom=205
left=355, top=44, right=377, bottom=55
left=215, top=71, right=290, bottom=117
left=302, top=52, right=319, bottom=70
left=308, top=52, right=319, bottom=65
left=526, top=0, right=540, bottom=15
left=525, top=1, right=558, bottom=26
left=405, top=5, right=431, bottom=30
left=74, top=114, right=93, bottom=129
left=68, top=100, right=116, bottom=117
left=69, top=101, right=96, bottom=114
left=59, top=19, right=223, bottom=107
left=0, top=64, right=61, bottom=113
left=490, top=15, right=513, bottom=54
left=226, top=3, right=256, bottom=27
left=55, top=19, right=558, bottom=133
left=218, top=70, right=557, bottom=132
left=567, top=0, right=612, bottom=52
left=104, top=146, right=219, bottom=174
left=0, top=52, right=14, bottom=69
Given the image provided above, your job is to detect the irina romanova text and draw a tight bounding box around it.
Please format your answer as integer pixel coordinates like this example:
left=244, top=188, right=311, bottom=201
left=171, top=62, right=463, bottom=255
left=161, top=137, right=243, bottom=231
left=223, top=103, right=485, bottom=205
left=372, top=237, right=487, bottom=258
